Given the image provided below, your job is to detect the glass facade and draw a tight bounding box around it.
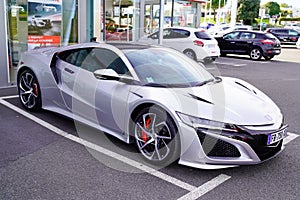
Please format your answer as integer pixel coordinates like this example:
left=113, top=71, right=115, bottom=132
left=5, top=0, right=78, bottom=84
left=1, top=0, right=204, bottom=87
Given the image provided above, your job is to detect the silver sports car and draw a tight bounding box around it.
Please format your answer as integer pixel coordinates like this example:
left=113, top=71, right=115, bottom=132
left=17, top=42, right=288, bottom=169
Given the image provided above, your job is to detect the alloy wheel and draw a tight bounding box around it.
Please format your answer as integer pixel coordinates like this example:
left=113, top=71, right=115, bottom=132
left=134, top=112, right=173, bottom=162
left=250, top=48, right=262, bottom=60
left=18, top=70, right=41, bottom=111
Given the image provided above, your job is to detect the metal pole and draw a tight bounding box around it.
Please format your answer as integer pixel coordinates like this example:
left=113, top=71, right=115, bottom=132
left=217, top=0, right=221, bottom=26
left=230, top=0, right=238, bottom=28
left=223, top=0, right=226, bottom=23
left=204, top=2, right=207, bottom=23
left=158, top=0, right=164, bottom=45
left=0, top=0, right=9, bottom=86
left=171, top=0, right=174, bottom=27
left=209, top=0, right=212, bottom=23
left=102, top=0, right=106, bottom=41
left=196, top=3, right=201, bottom=28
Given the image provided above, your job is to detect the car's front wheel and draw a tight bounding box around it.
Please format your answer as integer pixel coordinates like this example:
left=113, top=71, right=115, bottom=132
left=18, top=69, right=42, bottom=111
left=133, top=106, right=180, bottom=165
left=250, top=48, right=262, bottom=60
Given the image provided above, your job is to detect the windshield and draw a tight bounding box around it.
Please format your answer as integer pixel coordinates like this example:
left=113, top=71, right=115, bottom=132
left=124, top=48, right=214, bottom=87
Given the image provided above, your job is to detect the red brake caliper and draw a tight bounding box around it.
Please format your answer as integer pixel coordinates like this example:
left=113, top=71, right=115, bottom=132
left=33, top=83, right=38, bottom=96
left=142, top=117, right=151, bottom=143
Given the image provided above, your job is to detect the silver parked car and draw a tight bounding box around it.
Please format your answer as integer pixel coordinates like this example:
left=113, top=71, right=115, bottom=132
left=17, top=42, right=288, bottom=169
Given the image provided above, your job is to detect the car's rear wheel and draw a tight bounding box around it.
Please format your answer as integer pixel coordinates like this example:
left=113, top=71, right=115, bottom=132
left=133, top=106, right=180, bottom=165
left=264, top=55, right=274, bottom=60
left=183, top=49, right=196, bottom=61
left=18, top=69, right=42, bottom=111
left=250, top=48, right=262, bottom=60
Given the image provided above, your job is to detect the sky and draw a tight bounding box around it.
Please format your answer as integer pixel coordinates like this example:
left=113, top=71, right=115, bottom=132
left=260, top=0, right=300, bottom=8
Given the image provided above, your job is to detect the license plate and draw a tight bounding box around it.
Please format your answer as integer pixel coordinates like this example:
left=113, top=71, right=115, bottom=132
left=267, top=129, right=288, bottom=145
left=207, top=44, right=215, bottom=48
left=274, top=50, right=280, bottom=53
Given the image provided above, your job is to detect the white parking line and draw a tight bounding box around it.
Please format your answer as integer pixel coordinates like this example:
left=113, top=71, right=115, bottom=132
left=177, top=174, right=231, bottom=200
left=1, top=95, right=19, bottom=99
left=284, top=133, right=299, bottom=145
left=214, top=61, right=247, bottom=67
left=0, top=97, right=198, bottom=192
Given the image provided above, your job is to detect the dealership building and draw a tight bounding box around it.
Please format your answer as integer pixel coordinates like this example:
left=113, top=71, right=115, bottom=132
left=0, top=0, right=207, bottom=88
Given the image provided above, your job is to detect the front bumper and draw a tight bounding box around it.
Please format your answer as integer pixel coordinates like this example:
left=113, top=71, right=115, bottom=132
left=177, top=122, right=288, bottom=169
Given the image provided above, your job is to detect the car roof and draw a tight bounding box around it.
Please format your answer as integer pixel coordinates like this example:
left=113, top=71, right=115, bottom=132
left=228, top=30, right=265, bottom=34
left=30, top=42, right=157, bottom=57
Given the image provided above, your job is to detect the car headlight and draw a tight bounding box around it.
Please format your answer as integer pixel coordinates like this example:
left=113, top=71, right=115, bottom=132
left=176, top=112, right=238, bottom=133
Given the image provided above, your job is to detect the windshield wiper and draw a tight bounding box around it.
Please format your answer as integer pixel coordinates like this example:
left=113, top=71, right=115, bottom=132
left=195, top=77, right=222, bottom=87
left=195, top=78, right=215, bottom=87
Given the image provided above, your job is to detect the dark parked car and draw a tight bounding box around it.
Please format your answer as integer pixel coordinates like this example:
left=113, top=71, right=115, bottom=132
left=266, top=28, right=300, bottom=44
left=215, top=30, right=281, bottom=60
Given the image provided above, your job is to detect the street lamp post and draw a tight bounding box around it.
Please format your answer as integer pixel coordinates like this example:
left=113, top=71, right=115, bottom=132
left=230, top=0, right=238, bottom=27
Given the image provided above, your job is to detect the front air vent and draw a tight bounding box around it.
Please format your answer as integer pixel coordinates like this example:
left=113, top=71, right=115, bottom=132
left=188, top=93, right=213, bottom=105
left=235, top=81, right=257, bottom=94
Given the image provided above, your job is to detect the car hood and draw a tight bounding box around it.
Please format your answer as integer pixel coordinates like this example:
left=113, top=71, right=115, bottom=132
left=129, top=77, right=282, bottom=127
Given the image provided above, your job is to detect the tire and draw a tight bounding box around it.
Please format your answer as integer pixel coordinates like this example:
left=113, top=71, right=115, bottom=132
left=183, top=49, right=196, bottom=61
left=133, top=106, right=180, bottom=166
left=250, top=48, right=262, bottom=60
left=220, top=52, right=227, bottom=57
left=264, top=55, right=274, bottom=60
left=17, top=69, right=42, bottom=111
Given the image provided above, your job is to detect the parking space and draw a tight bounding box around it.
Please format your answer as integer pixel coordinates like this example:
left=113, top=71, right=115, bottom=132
left=1, top=55, right=300, bottom=199
left=0, top=94, right=233, bottom=199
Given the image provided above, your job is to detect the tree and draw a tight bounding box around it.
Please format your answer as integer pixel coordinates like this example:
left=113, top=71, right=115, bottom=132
left=210, top=0, right=225, bottom=22
left=237, top=0, right=260, bottom=25
left=280, top=3, right=289, bottom=8
left=264, top=1, right=281, bottom=17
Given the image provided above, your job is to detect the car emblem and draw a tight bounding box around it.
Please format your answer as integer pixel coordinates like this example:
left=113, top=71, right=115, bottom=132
left=265, top=114, right=273, bottom=121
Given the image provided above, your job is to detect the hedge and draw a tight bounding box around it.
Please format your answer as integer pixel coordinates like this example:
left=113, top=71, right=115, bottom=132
left=279, top=17, right=300, bottom=23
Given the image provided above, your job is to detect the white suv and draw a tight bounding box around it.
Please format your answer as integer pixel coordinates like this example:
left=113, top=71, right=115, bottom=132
left=139, top=27, right=220, bottom=62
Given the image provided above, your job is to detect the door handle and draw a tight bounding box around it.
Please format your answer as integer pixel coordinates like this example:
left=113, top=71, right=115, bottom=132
left=64, top=68, right=74, bottom=74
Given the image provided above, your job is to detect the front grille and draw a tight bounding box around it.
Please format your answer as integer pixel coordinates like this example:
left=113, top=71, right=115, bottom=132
left=249, top=135, right=283, bottom=161
left=197, top=131, right=241, bottom=157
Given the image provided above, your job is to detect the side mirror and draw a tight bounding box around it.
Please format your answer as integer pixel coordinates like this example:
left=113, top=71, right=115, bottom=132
left=94, top=69, right=119, bottom=80
left=93, top=69, right=135, bottom=83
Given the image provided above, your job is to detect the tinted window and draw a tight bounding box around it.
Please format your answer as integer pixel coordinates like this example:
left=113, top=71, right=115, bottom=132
left=194, top=31, right=212, bottom=40
left=163, top=29, right=190, bottom=39
left=59, top=48, right=129, bottom=74
left=223, top=32, right=240, bottom=40
left=289, top=30, right=299, bottom=36
left=58, top=49, right=84, bottom=66
left=239, top=32, right=255, bottom=39
left=172, top=29, right=190, bottom=38
left=265, top=33, right=277, bottom=39
left=276, top=29, right=288, bottom=34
